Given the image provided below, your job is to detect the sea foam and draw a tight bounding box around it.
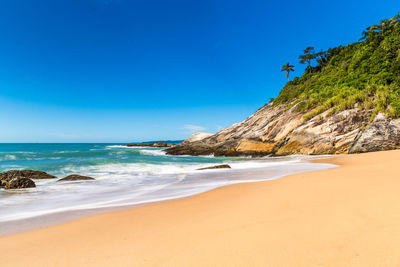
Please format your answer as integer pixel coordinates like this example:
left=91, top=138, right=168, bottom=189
left=0, top=143, right=336, bottom=235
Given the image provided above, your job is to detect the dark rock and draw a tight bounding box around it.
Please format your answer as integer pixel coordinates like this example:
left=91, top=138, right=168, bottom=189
left=127, top=143, right=152, bottom=147
left=0, top=179, right=7, bottom=188
left=127, top=142, right=176, bottom=148
left=5, top=178, right=36, bottom=189
left=197, top=164, right=231, bottom=170
left=58, top=174, right=95, bottom=182
left=0, top=170, right=56, bottom=183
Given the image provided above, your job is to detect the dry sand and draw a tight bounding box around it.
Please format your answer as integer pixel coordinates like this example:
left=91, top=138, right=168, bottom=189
left=1, top=150, right=400, bottom=266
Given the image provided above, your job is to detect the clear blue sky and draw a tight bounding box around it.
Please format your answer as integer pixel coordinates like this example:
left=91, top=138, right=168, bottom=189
left=0, top=0, right=398, bottom=142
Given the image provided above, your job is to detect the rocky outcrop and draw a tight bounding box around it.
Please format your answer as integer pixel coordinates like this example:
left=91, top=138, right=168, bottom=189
left=58, top=175, right=95, bottom=182
left=0, top=170, right=55, bottom=188
left=181, top=133, right=213, bottom=145
left=350, top=113, right=400, bottom=153
left=197, top=164, right=231, bottom=170
left=166, top=103, right=400, bottom=157
left=5, top=178, right=36, bottom=189
left=127, top=142, right=176, bottom=148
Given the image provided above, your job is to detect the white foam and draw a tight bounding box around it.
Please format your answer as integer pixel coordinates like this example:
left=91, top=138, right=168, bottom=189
left=104, top=145, right=129, bottom=149
left=0, top=156, right=337, bottom=227
left=139, top=149, right=167, bottom=156
left=1, top=155, right=17, bottom=160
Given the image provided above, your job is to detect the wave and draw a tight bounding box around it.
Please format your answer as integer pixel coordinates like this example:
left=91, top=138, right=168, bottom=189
left=2, top=155, right=17, bottom=161
left=58, top=162, right=202, bottom=179
left=53, top=155, right=316, bottom=181
left=104, top=145, right=129, bottom=149
left=0, top=143, right=337, bottom=235
left=0, top=152, right=35, bottom=154
left=0, top=159, right=336, bottom=227
left=139, top=149, right=167, bottom=156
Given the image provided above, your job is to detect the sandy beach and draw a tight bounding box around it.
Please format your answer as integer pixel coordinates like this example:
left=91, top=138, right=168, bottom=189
left=1, top=150, right=400, bottom=266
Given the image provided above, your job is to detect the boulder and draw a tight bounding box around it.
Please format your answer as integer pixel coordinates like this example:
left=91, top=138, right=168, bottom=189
left=5, top=178, right=36, bottom=189
left=58, top=174, right=95, bottom=182
left=0, top=170, right=56, bottom=182
left=197, top=164, right=231, bottom=170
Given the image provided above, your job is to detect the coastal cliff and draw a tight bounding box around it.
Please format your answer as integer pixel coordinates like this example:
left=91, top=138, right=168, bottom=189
left=166, top=103, right=400, bottom=156
left=166, top=14, right=400, bottom=157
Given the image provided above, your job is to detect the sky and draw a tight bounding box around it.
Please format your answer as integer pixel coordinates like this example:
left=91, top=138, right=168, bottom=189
left=0, top=0, right=398, bottom=142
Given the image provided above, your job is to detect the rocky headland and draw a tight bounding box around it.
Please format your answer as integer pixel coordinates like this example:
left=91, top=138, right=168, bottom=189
left=166, top=15, right=400, bottom=157
left=166, top=104, right=400, bottom=157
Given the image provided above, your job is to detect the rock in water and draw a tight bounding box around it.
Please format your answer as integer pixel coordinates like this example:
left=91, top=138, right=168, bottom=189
left=127, top=142, right=176, bottom=147
left=197, top=164, right=231, bottom=170
left=58, top=175, right=95, bottom=182
left=0, top=170, right=56, bottom=182
left=5, top=178, right=36, bottom=189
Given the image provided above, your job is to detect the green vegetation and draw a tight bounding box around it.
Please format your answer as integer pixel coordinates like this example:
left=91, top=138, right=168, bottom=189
left=280, top=62, right=295, bottom=81
left=274, top=13, right=400, bottom=120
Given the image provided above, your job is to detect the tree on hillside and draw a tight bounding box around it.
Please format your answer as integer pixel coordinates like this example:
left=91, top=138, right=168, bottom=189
left=299, top=46, right=317, bottom=71
left=359, top=29, right=369, bottom=41
left=274, top=12, right=400, bottom=120
left=281, top=62, right=295, bottom=81
left=315, top=50, right=328, bottom=66
left=303, top=46, right=315, bottom=55
left=359, top=14, right=399, bottom=41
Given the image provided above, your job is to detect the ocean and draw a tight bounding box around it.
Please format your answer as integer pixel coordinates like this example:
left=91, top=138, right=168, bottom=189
left=0, top=143, right=335, bottom=235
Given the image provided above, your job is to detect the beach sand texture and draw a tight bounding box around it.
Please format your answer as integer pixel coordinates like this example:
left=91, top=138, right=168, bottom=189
left=1, top=150, right=400, bottom=266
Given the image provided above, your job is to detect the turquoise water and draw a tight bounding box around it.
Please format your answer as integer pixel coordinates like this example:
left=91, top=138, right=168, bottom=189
left=0, top=143, right=336, bottom=234
left=0, top=143, right=234, bottom=175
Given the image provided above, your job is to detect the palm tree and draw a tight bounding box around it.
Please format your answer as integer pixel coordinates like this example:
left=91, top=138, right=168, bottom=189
left=281, top=62, right=295, bottom=81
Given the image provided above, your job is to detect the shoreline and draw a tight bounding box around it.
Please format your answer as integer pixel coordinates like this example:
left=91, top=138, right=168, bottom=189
left=1, top=150, right=400, bottom=266
left=0, top=155, right=335, bottom=236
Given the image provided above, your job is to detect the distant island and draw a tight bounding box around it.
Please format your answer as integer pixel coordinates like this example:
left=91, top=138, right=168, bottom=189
left=167, top=14, right=400, bottom=157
